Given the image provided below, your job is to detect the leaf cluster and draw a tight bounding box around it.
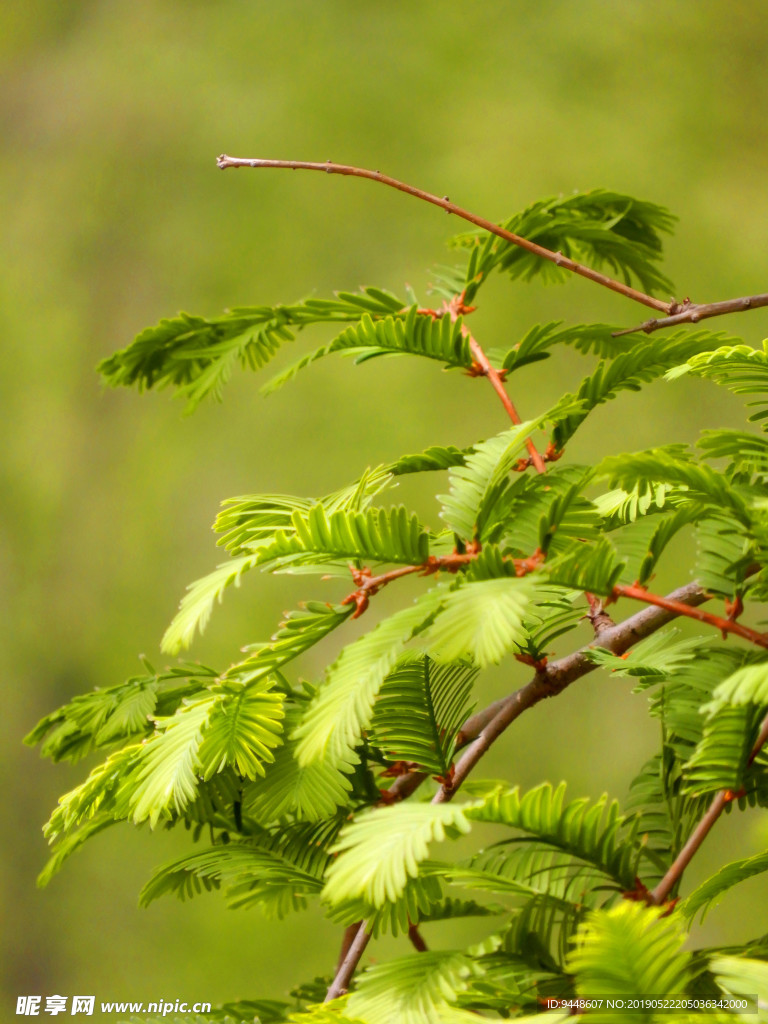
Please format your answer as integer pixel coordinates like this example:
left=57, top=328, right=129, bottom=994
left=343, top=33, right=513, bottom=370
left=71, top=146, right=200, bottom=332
left=29, top=185, right=768, bottom=1023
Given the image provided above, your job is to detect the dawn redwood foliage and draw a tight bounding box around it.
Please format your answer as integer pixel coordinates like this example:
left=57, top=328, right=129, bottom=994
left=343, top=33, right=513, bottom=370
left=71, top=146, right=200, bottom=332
left=28, top=159, right=768, bottom=1023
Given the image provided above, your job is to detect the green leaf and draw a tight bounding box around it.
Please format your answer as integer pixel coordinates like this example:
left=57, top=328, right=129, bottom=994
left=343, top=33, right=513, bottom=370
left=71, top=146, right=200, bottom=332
left=424, top=577, right=539, bottom=668
left=597, top=445, right=753, bottom=525
left=587, top=629, right=709, bottom=679
left=710, top=956, right=768, bottom=1018
left=328, top=871, right=445, bottom=938
left=25, top=664, right=217, bottom=762
left=139, top=842, right=324, bottom=918
left=669, top=341, right=768, bottom=430
left=216, top=469, right=394, bottom=556
left=695, top=514, right=755, bottom=600
left=323, top=803, right=473, bottom=907
left=451, top=190, right=676, bottom=299
left=568, top=903, right=691, bottom=999
left=233, top=602, right=353, bottom=681
left=544, top=537, right=624, bottom=595
left=552, top=331, right=728, bottom=448
left=614, top=506, right=699, bottom=585
left=293, top=586, right=447, bottom=767
left=703, top=661, right=768, bottom=713
left=683, top=703, right=763, bottom=797
left=37, top=817, right=116, bottom=887
left=256, top=504, right=431, bottom=571
left=244, top=709, right=356, bottom=821
left=466, top=783, right=645, bottom=892
left=388, top=445, right=471, bottom=476
left=346, top=950, right=480, bottom=1024
left=682, top=850, right=768, bottom=923
left=101, top=289, right=406, bottom=411
left=369, top=655, right=477, bottom=777
left=261, top=305, right=473, bottom=393
left=440, top=398, right=582, bottom=540
left=497, top=322, right=631, bottom=375
left=161, top=555, right=262, bottom=655
left=197, top=680, right=285, bottom=781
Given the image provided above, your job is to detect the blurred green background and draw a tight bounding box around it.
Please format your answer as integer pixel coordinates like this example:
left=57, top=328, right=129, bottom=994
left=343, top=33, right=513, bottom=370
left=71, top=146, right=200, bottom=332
left=3, top=1, right=768, bottom=1017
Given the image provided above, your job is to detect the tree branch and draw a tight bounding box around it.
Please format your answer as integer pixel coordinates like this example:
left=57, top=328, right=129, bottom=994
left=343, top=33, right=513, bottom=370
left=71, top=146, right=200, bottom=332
left=651, top=710, right=768, bottom=905
left=613, top=293, right=768, bottom=336
left=433, top=581, right=710, bottom=803
left=325, top=922, right=373, bottom=1002
left=215, top=155, right=670, bottom=314
left=612, top=583, right=768, bottom=649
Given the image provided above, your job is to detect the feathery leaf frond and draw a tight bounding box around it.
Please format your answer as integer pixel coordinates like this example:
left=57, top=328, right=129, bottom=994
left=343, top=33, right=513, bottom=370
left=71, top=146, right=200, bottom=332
left=100, top=288, right=405, bottom=411
left=451, top=190, right=675, bottom=300
left=369, top=655, right=477, bottom=776
left=323, top=803, right=473, bottom=907
left=669, top=341, right=768, bottom=429
left=262, top=305, right=473, bottom=393
left=293, top=587, right=447, bottom=767
left=346, top=950, right=479, bottom=1024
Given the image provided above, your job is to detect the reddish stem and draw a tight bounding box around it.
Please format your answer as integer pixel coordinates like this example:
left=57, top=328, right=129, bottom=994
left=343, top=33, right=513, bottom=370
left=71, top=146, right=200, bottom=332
left=441, top=294, right=548, bottom=474
left=612, top=584, right=768, bottom=649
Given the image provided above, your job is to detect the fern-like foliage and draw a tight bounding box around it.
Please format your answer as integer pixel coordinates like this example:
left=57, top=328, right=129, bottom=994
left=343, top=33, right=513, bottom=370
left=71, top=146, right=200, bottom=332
left=568, top=903, right=692, bottom=999
left=439, top=398, right=581, bottom=541
left=450, top=189, right=676, bottom=301
left=682, top=849, right=768, bottom=924
left=346, top=950, right=480, bottom=1024
left=552, top=331, right=730, bottom=448
left=262, top=305, right=473, bottom=393
left=292, top=586, right=447, bottom=767
left=99, top=288, right=405, bottom=411
left=464, top=783, right=647, bottom=894
left=669, top=340, right=768, bottom=429
left=33, top=181, right=768, bottom=1022
left=24, top=663, right=217, bottom=761
left=368, top=654, right=477, bottom=777
left=323, top=803, right=473, bottom=907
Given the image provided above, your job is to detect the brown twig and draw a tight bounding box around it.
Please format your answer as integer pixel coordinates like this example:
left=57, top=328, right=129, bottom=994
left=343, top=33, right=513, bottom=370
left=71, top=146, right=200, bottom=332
left=341, top=549, right=477, bottom=618
left=651, top=710, right=768, bottom=905
left=408, top=923, right=429, bottom=952
left=216, top=155, right=670, bottom=314
left=612, top=583, right=768, bottom=649
left=584, top=592, right=615, bottom=635
left=613, top=293, right=768, bottom=336
left=325, top=922, right=373, bottom=1001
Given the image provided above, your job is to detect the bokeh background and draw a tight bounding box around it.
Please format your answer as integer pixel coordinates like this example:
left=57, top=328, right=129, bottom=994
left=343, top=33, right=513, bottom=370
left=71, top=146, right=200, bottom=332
left=3, top=1, right=768, bottom=1017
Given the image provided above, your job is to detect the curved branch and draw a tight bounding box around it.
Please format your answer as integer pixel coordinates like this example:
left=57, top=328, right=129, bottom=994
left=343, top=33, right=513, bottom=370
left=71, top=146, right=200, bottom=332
left=216, top=155, right=670, bottom=314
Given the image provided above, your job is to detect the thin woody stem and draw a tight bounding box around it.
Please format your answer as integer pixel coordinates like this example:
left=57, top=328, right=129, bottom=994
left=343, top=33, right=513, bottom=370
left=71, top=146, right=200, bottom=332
left=325, top=922, right=372, bottom=1001
left=216, top=155, right=670, bottom=314
left=612, top=583, right=768, bottom=649
left=419, top=296, right=548, bottom=472
left=614, top=293, right=768, bottom=336
left=651, top=710, right=768, bottom=905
